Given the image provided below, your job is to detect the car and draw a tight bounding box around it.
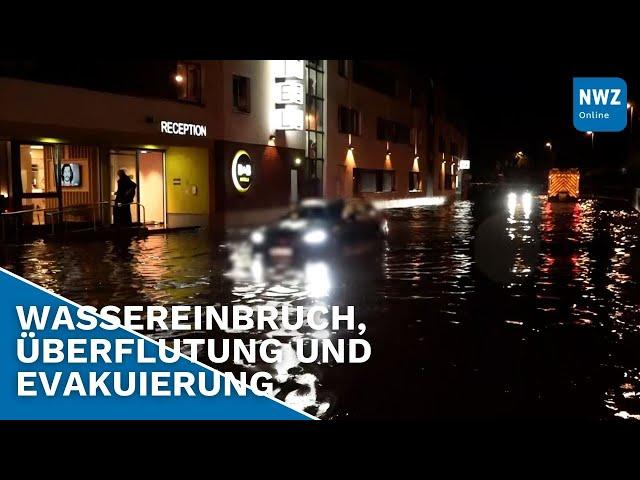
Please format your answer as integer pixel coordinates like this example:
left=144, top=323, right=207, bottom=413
left=250, top=198, right=388, bottom=261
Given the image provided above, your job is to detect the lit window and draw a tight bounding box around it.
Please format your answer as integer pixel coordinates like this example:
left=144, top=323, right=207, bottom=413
left=176, top=62, right=202, bottom=103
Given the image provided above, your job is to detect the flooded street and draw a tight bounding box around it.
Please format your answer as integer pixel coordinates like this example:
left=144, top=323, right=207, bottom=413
left=2, top=197, right=639, bottom=420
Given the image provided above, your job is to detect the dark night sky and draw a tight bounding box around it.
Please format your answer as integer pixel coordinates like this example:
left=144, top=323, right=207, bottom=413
left=437, top=61, right=640, bottom=179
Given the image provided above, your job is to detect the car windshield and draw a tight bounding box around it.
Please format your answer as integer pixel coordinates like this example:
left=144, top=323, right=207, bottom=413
left=288, top=203, right=342, bottom=220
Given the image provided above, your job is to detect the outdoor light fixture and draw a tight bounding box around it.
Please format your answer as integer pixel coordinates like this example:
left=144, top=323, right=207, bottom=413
left=175, top=74, right=184, bottom=83
left=628, top=102, right=632, bottom=109
left=545, top=142, right=552, bottom=148
left=268, top=135, right=276, bottom=146
left=349, top=145, right=355, bottom=151
left=294, top=157, right=302, bottom=166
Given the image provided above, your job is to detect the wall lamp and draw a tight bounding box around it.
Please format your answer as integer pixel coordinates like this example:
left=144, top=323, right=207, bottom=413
left=268, top=135, right=276, bottom=146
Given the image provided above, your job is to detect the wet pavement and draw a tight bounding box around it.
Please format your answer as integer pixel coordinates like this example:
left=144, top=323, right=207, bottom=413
left=2, top=196, right=639, bottom=420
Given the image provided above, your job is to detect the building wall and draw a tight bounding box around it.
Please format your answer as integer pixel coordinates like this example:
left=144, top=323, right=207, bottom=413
left=433, top=117, right=468, bottom=197
left=0, top=75, right=219, bottom=143
left=213, top=140, right=304, bottom=227
left=221, top=60, right=305, bottom=151
left=325, top=60, right=429, bottom=202
left=165, top=146, right=210, bottom=227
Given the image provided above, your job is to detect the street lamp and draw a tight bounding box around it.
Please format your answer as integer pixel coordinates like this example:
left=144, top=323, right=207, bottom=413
left=628, top=101, right=634, bottom=134
left=545, top=142, right=553, bottom=167
left=586, top=131, right=594, bottom=149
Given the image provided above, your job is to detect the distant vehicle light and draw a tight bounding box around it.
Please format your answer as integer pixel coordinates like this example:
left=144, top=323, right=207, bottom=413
left=381, top=219, right=389, bottom=235
left=251, top=231, right=265, bottom=244
left=303, top=229, right=328, bottom=244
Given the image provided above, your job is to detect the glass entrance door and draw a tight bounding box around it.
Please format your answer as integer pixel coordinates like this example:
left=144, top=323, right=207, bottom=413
left=108, top=149, right=165, bottom=226
left=109, top=150, right=138, bottom=224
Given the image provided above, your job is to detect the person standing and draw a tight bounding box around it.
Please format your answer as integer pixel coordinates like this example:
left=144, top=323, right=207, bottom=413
left=114, top=169, right=137, bottom=226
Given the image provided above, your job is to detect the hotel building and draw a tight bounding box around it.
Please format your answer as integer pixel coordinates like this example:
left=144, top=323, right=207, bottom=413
left=0, top=60, right=466, bottom=234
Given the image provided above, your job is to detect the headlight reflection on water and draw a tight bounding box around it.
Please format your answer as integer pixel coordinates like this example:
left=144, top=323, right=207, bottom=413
left=507, top=192, right=517, bottom=218
left=305, top=261, right=331, bottom=298
left=522, top=192, right=533, bottom=219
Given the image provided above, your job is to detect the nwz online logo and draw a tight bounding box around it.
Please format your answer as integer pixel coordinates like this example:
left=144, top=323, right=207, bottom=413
left=573, top=77, right=627, bottom=132
left=579, top=88, right=623, bottom=106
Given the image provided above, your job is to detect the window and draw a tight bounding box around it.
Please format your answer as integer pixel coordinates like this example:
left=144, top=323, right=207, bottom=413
left=356, top=169, right=378, bottom=193
left=307, top=60, right=322, bottom=71
left=382, top=170, right=395, bottom=192
left=338, top=60, right=348, bottom=78
left=409, top=172, right=422, bottom=192
left=232, top=75, right=250, bottom=113
left=377, top=118, right=409, bottom=144
left=306, top=60, right=325, bottom=196
left=352, top=61, right=396, bottom=96
left=338, top=106, right=361, bottom=135
left=353, top=168, right=395, bottom=193
left=177, top=62, right=202, bottom=103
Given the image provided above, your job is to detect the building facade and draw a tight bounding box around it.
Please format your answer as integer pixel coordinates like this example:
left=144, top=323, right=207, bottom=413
left=0, top=60, right=466, bottom=234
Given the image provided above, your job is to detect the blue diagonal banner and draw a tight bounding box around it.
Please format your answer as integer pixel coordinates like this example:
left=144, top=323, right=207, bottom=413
left=0, top=267, right=313, bottom=420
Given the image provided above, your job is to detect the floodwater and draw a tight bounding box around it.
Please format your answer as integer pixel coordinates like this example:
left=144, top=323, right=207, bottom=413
left=2, top=196, right=639, bottom=420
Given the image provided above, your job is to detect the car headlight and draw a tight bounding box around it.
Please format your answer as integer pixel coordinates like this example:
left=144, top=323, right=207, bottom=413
left=303, top=229, right=328, bottom=244
left=250, top=230, right=265, bottom=244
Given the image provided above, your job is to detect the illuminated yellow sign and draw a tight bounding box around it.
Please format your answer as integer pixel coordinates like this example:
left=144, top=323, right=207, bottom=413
left=231, top=150, right=253, bottom=193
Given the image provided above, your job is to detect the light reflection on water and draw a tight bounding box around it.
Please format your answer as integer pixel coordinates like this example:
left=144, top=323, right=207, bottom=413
left=1, top=197, right=639, bottom=420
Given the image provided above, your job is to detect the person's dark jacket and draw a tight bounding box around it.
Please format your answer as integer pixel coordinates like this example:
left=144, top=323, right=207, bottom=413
left=115, top=176, right=136, bottom=205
